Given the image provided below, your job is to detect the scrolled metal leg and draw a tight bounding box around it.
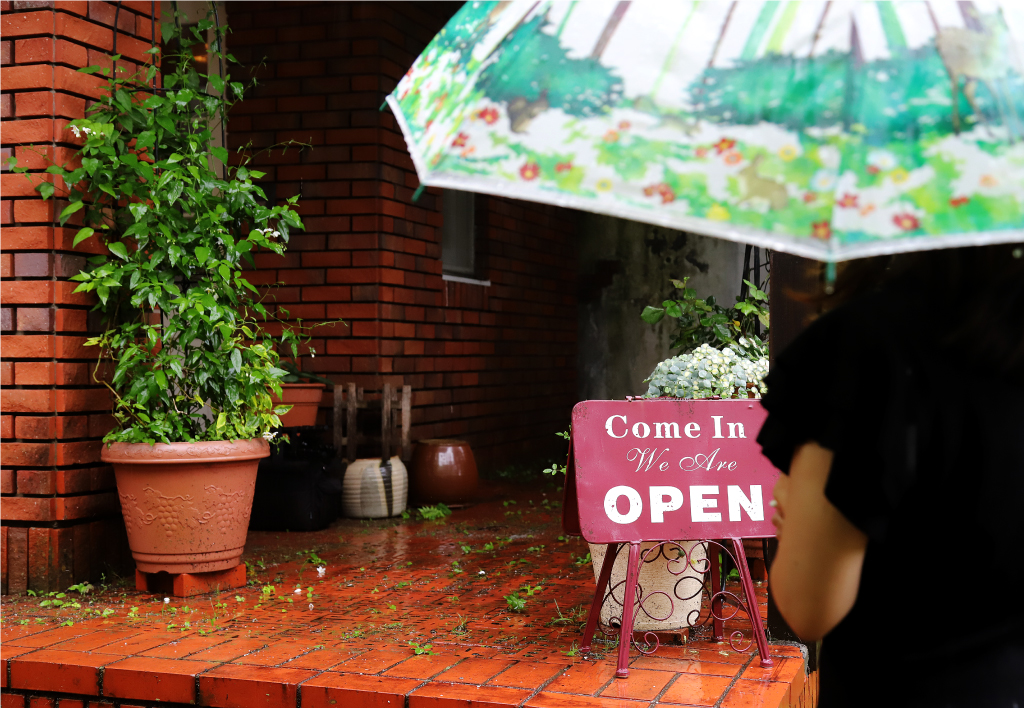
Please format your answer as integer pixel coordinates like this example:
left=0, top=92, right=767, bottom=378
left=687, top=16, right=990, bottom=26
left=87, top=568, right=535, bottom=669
left=732, top=538, right=772, bottom=667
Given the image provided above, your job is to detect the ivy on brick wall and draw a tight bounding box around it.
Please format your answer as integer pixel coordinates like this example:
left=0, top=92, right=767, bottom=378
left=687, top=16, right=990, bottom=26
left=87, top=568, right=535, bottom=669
left=8, top=16, right=305, bottom=445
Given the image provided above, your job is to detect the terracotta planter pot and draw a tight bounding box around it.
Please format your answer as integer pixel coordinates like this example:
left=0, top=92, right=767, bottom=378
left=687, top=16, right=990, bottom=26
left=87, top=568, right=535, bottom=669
left=410, top=439, right=478, bottom=504
left=272, top=383, right=325, bottom=428
left=102, top=438, right=269, bottom=574
left=342, top=456, right=408, bottom=519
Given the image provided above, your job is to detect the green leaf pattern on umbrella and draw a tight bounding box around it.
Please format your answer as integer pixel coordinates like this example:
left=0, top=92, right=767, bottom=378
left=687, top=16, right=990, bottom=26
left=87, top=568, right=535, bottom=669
left=390, top=1, right=1024, bottom=259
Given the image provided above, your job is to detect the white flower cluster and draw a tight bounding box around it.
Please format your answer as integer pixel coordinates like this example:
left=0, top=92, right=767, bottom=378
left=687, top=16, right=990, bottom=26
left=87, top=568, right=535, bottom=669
left=69, top=125, right=93, bottom=138
left=643, top=342, right=768, bottom=400
left=253, top=227, right=281, bottom=238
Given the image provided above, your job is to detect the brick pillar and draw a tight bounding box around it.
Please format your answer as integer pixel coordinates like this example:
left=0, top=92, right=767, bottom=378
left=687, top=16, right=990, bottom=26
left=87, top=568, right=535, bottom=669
left=1, top=0, right=160, bottom=594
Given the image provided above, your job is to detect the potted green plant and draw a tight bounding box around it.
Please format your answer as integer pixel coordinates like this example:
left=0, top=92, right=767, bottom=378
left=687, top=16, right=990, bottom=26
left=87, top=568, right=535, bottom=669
left=10, top=18, right=303, bottom=575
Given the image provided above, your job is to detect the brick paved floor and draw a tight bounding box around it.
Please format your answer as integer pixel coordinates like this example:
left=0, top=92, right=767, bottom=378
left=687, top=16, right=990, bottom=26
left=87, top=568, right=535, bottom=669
left=1, top=480, right=816, bottom=707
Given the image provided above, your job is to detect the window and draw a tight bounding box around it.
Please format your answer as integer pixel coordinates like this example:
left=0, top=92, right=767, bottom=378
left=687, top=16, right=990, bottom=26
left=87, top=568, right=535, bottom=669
left=441, top=189, right=476, bottom=277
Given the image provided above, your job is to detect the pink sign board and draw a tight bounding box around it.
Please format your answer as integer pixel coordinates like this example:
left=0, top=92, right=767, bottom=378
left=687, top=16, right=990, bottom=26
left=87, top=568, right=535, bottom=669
left=568, top=399, right=779, bottom=543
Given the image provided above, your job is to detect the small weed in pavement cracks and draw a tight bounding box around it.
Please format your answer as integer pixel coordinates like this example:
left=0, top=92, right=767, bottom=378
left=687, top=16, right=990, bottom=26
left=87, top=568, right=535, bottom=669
left=409, top=640, right=437, bottom=655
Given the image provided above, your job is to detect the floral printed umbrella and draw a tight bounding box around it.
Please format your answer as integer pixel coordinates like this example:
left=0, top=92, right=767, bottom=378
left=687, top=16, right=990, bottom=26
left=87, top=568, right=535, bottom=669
left=386, top=0, right=1024, bottom=261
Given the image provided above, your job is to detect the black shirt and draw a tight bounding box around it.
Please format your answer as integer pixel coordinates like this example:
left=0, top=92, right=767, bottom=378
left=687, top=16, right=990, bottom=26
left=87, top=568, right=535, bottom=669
left=757, top=287, right=1024, bottom=707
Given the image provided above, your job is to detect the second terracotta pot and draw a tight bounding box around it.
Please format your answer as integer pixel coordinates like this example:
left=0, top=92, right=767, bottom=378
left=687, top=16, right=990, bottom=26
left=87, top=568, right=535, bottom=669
left=410, top=439, right=478, bottom=505
left=271, top=383, right=325, bottom=428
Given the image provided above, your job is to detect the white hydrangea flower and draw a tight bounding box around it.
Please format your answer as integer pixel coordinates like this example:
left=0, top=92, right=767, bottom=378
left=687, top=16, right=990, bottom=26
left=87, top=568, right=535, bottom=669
left=643, top=341, right=768, bottom=400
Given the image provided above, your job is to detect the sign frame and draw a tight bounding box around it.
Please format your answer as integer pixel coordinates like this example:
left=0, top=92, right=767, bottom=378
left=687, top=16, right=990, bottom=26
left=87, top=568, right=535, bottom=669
left=563, top=398, right=775, bottom=676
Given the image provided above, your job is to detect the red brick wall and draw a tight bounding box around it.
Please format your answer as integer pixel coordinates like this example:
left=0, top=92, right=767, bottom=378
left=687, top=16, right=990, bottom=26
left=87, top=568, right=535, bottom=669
left=225, top=2, right=578, bottom=470
left=0, top=0, right=158, bottom=593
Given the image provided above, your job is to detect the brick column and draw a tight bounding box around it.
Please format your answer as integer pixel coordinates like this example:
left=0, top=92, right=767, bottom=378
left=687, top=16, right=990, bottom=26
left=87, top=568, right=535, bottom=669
left=1, top=0, right=160, bottom=594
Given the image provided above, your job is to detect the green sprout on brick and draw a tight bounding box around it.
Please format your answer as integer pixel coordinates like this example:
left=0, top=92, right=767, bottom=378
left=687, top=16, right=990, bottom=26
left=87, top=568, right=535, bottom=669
left=505, top=593, right=527, bottom=613
left=408, top=640, right=437, bottom=655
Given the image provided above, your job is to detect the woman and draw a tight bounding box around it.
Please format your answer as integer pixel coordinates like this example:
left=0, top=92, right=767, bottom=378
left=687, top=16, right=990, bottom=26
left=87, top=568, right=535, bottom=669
left=757, top=244, right=1024, bottom=707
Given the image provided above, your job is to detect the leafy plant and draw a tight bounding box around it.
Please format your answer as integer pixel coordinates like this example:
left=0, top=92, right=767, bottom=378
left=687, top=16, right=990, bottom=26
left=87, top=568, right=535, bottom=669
left=408, top=640, right=437, bottom=655
left=451, top=615, right=469, bottom=635
left=643, top=342, right=769, bottom=400
left=504, top=593, right=527, bottom=613
left=417, top=503, right=452, bottom=521
left=276, top=316, right=341, bottom=385
left=8, top=16, right=305, bottom=444
left=547, top=600, right=587, bottom=627
left=641, top=277, right=768, bottom=357
left=542, top=429, right=571, bottom=477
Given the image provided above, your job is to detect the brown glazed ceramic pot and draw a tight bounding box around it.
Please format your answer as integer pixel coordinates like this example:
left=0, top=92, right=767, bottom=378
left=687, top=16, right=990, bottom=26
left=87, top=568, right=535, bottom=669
left=102, top=438, right=269, bottom=574
left=271, top=383, right=325, bottom=427
left=410, top=439, right=478, bottom=504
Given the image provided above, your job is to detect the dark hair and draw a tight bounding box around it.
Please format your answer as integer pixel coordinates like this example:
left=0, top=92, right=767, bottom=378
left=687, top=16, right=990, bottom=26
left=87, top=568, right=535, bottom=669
left=815, top=243, right=1024, bottom=372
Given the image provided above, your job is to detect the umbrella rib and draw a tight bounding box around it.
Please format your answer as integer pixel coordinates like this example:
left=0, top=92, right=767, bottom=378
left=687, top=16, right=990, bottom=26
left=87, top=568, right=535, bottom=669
left=808, top=1, right=832, bottom=58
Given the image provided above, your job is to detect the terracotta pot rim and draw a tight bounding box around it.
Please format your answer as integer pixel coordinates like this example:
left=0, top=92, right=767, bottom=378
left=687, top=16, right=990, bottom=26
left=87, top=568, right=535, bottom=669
left=101, top=438, right=270, bottom=465
left=416, top=438, right=470, bottom=446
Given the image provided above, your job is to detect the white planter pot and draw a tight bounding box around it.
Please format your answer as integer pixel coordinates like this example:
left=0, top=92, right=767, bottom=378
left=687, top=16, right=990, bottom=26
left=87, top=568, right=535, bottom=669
left=589, top=541, right=706, bottom=632
left=342, top=456, right=408, bottom=518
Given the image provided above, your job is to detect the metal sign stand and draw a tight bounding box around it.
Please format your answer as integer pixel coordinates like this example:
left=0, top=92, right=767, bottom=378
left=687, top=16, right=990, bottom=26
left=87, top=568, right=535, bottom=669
left=562, top=397, right=778, bottom=679
left=577, top=538, right=772, bottom=678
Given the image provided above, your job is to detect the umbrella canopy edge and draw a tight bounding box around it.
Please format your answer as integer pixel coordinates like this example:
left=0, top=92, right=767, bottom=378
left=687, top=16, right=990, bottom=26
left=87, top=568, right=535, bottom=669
left=386, top=96, right=1021, bottom=263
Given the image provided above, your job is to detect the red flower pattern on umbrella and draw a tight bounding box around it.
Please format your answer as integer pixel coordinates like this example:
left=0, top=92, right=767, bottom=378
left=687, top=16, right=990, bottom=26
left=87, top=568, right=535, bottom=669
left=802, top=192, right=816, bottom=204
left=618, top=121, right=631, bottom=130
left=520, top=162, right=540, bottom=181
left=694, top=147, right=708, bottom=159
left=892, top=213, right=920, bottom=231
left=477, top=107, right=499, bottom=125
left=836, top=193, right=859, bottom=208
left=452, top=133, right=469, bottom=148
left=949, top=196, right=969, bottom=207
left=713, top=137, right=736, bottom=155
left=555, top=162, right=573, bottom=173
left=811, top=221, right=832, bottom=241
left=866, top=165, right=880, bottom=175
left=644, top=183, right=674, bottom=202
left=603, top=130, right=620, bottom=143
left=724, top=151, right=743, bottom=165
